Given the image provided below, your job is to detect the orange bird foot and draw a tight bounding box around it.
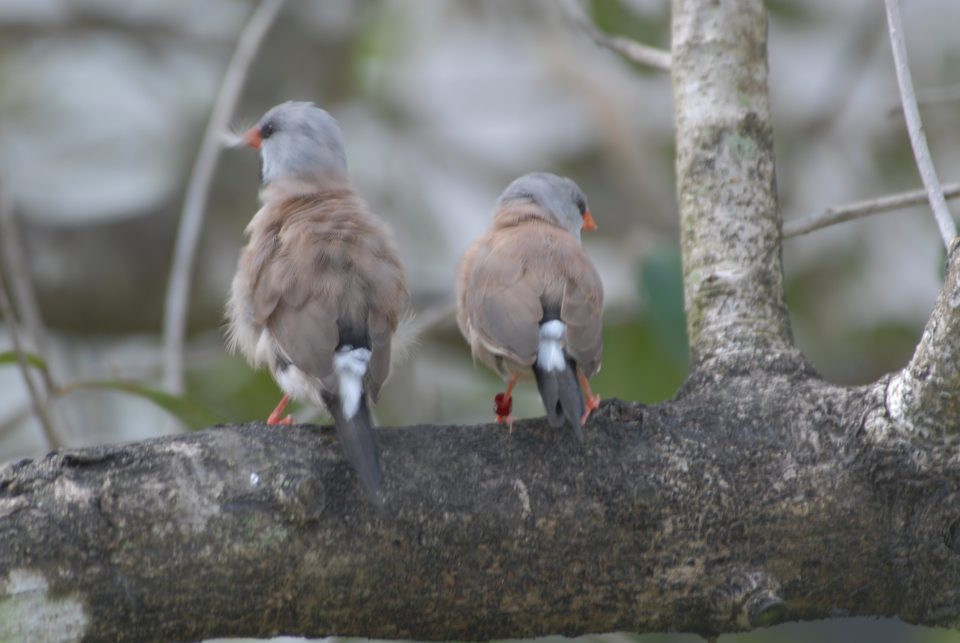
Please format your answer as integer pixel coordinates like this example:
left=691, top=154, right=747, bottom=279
left=581, top=391, right=601, bottom=425
left=267, top=394, right=294, bottom=426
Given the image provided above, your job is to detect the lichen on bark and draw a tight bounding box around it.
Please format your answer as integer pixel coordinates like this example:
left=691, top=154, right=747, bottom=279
left=671, top=0, right=795, bottom=368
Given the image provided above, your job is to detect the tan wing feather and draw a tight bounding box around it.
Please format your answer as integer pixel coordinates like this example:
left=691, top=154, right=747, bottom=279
left=559, top=251, right=604, bottom=377
left=458, top=216, right=603, bottom=376
left=460, top=234, right=542, bottom=369
left=248, top=190, right=408, bottom=393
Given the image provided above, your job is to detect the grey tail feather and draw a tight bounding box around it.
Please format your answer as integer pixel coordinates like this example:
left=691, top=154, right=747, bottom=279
left=534, top=358, right=585, bottom=442
left=321, top=391, right=383, bottom=503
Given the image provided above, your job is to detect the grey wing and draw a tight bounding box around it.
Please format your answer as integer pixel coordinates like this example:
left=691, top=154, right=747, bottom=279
left=561, top=250, right=604, bottom=377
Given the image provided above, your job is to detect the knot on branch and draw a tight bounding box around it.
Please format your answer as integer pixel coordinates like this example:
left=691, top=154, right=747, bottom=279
left=946, top=518, right=960, bottom=554
left=712, top=570, right=784, bottom=630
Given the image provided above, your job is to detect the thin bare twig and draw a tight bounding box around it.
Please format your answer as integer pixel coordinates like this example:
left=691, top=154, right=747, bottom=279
left=784, top=182, right=960, bottom=238
left=592, top=33, right=672, bottom=70
left=884, top=0, right=957, bottom=248
left=0, top=189, right=61, bottom=398
left=888, top=83, right=960, bottom=116
left=0, top=266, right=58, bottom=450
left=562, top=0, right=671, bottom=70
left=161, top=0, right=286, bottom=394
left=0, top=184, right=62, bottom=449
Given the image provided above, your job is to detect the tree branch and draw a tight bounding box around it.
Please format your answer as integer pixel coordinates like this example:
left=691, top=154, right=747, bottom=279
left=0, top=265, right=57, bottom=450
left=563, top=0, right=671, bottom=70
left=671, top=0, right=796, bottom=368
left=0, top=190, right=53, bottom=386
left=884, top=239, right=960, bottom=434
left=884, top=0, right=957, bottom=248
left=888, top=83, right=960, bottom=116
left=3, top=374, right=960, bottom=641
left=590, top=33, right=672, bottom=71
left=161, top=0, right=286, bottom=395
left=0, top=186, right=71, bottom=443
left=783, top=182, right=960, bottom=238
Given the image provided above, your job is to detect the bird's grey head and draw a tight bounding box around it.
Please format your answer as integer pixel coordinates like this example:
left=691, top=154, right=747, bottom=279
left=497, top=172, right=595, bottom=239
left=244, top=101, right=348, bottom=185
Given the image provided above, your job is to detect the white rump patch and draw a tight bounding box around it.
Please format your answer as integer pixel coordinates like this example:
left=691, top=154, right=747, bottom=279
left=333, top=346, right=372, bottom=420
left=538, top=320, right=567, bottom=372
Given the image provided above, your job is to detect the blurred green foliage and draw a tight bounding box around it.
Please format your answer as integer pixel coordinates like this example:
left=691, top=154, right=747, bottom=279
left=592, top=318, right=686, bottom=403
left=63, top=380, right=224, bottom=430
left=592, top=248, right=688, bottom=404
left=186, top=353, right=286, bottom=424
left=0, top=350, right=48, bottom=372
left=589, top=0, right=670, bottom=57
left=785, top=248, right=924, bottom=385
left=764, top=0, right=819, bottom=26
left=0, top=350, right=222, bottom=430
left=640, top=249, right=689, bottom=367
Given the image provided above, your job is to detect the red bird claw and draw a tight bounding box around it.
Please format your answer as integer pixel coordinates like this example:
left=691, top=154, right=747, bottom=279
left=494, top=392, right=513, bottom=418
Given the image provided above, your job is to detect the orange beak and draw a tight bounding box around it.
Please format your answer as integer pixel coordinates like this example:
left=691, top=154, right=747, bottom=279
left=582, top=209, right=598, bottom=231
left=243, top=126, right=262, bottom=150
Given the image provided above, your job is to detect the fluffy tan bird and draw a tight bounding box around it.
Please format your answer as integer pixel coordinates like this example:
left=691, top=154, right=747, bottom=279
left=456, top=172, right=603, bottom=440
left=226, top=101, right=409, bottom=499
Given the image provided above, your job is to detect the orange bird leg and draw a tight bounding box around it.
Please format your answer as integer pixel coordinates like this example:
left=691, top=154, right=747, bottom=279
left=494, top=374, right=519, bottom=432
left=578, top=372, right=601, bottom=425
left=266, top=394, right=294, bottom=426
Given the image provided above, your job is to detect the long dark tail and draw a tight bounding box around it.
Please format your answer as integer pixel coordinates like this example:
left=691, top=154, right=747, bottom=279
left=534, top=358, right=585, bottom=442
left=322, top=390, right=383, bottom=503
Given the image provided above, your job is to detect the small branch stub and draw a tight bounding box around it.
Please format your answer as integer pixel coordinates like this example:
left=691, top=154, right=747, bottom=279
left=563, top=0, right=671, bottom=70
left=886, top=238, right=960, bottom=434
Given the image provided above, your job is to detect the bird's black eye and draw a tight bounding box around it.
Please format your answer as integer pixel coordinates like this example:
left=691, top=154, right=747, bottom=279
left=575, top=196, right=586, bottom=215
left=260, top=122, right=275, bottom=139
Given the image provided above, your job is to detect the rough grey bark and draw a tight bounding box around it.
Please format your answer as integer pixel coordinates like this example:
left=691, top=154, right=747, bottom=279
left=4, top=0, right=960, bottom=641
left=3, top=375, right=960, bottom=642
left=671, top=0, right=796, bottom=368
left=885, top=239, right=960, bottom=435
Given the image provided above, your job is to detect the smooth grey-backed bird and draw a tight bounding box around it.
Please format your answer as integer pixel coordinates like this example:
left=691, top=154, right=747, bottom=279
left=456, top=172, right=603, bottom=440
